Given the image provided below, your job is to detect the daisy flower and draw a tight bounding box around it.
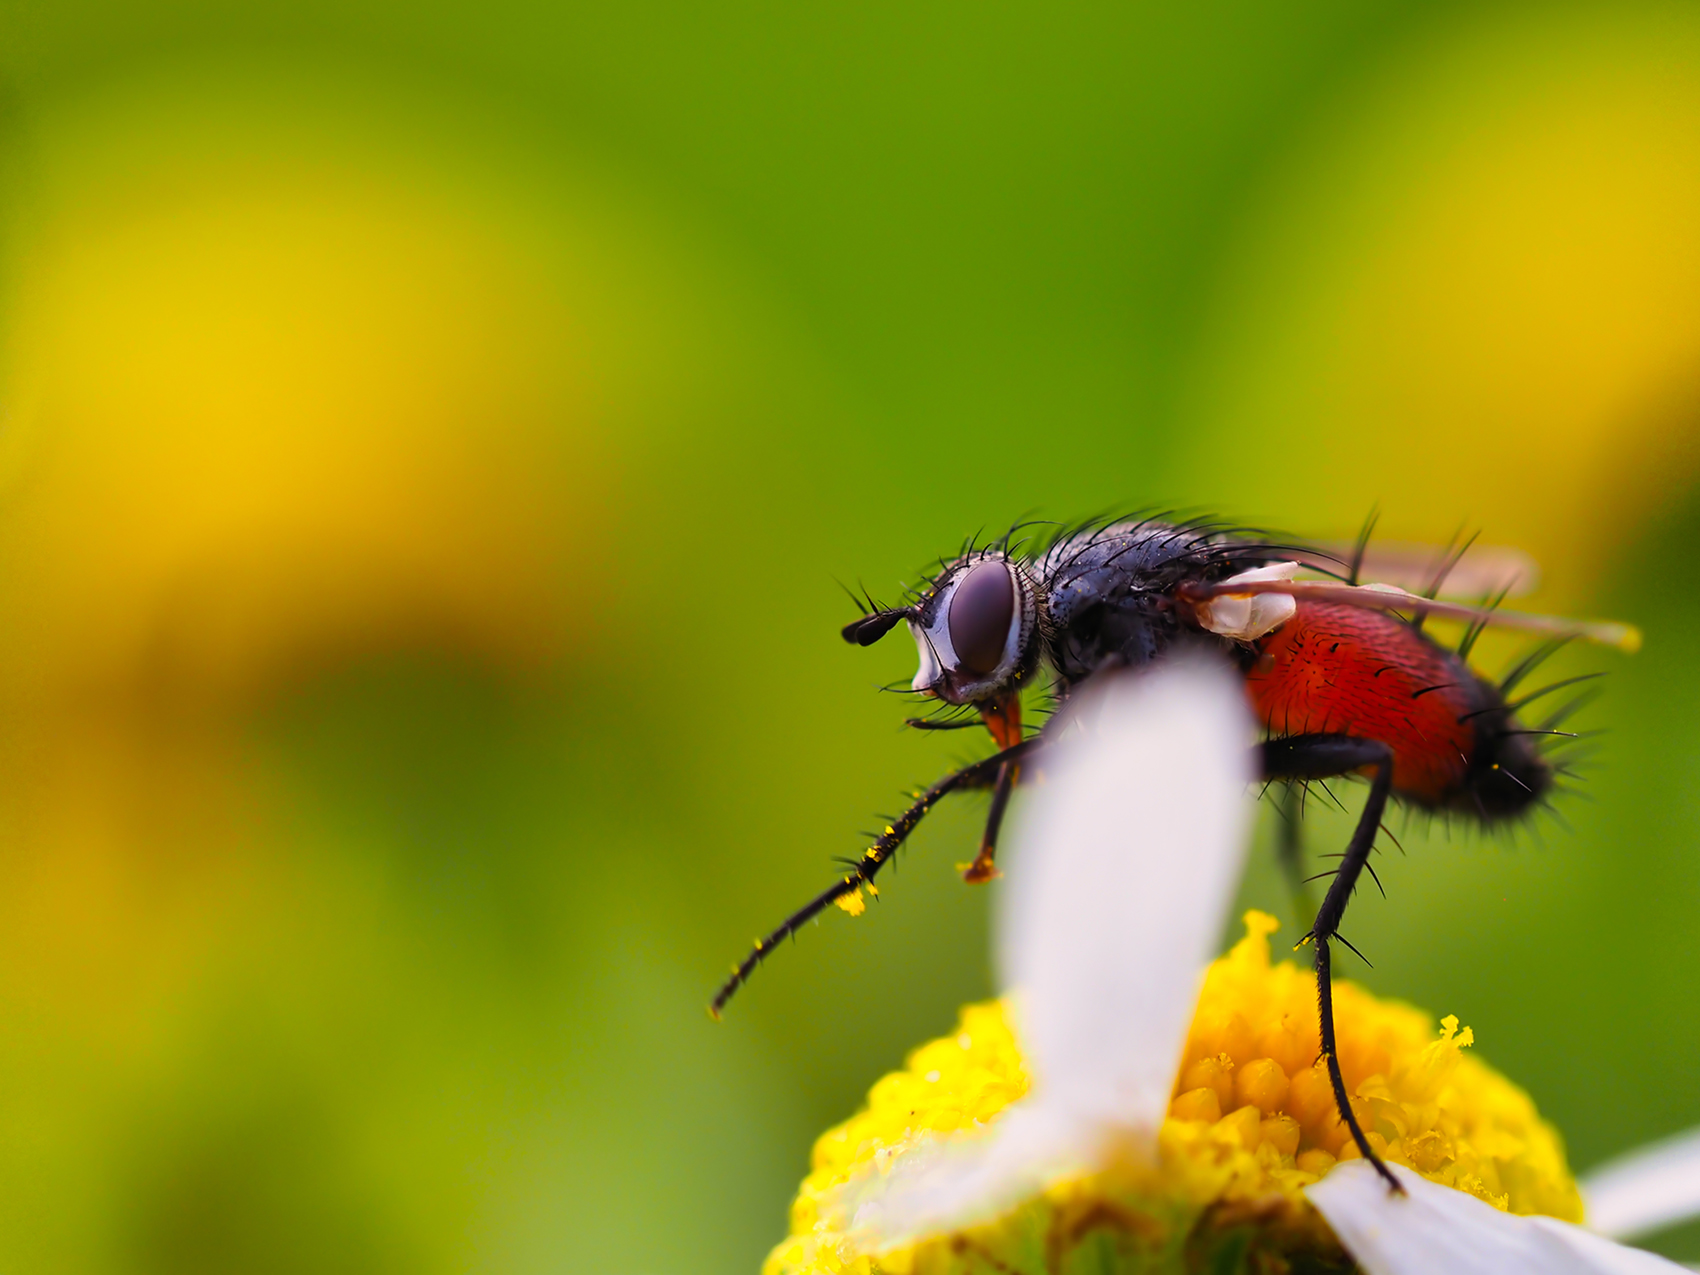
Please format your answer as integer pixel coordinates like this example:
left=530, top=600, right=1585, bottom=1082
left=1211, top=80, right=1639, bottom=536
left=763, top=658, right=1692, bottom=1274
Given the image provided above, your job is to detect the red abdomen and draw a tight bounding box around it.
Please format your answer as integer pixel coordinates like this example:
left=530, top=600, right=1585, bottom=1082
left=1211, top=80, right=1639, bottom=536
left=1246, top=602, right=1484, bottom=805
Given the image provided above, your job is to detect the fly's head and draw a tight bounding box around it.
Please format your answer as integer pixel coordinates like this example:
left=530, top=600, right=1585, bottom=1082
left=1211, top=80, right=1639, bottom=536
left=842, top=553, right=1043, bottom=736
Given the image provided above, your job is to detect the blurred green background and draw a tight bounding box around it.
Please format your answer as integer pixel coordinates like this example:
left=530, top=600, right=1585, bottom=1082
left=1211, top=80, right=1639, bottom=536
left=0, top=0, right=1693, bottom=1270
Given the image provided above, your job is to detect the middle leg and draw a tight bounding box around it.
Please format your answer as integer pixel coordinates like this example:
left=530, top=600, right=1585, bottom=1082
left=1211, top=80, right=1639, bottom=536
left=961, top=758, right=1020, bottom=883
left=963, top=694, right=1023, bottom=883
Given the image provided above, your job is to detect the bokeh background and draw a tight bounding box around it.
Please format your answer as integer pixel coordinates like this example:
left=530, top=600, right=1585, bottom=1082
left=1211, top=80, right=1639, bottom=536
left=0, top=0, right=1694, bottom=1270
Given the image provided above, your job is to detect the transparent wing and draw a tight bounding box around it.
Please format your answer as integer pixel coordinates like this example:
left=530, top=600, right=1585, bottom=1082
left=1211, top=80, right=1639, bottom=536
left=1182, top=576, right=1641, bottom=652
left=1294, top=541, right=1540, bottom=599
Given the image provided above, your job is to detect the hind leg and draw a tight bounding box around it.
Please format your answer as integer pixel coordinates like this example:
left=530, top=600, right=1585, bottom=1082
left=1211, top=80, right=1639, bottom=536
left=1262, top=734, right=1402, bottom=1195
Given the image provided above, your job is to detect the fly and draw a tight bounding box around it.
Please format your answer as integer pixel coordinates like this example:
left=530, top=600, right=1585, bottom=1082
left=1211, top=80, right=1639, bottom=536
left=709, top=514, right=1639, bottom=1193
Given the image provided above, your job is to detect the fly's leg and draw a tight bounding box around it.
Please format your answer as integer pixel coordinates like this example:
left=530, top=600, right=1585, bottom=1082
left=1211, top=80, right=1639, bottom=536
left=710, top=738, right=1036, bottom=1018
left=962, top=759, right=1019, bottom=883
left=1261, top=735, right=1402, bottom=1194
left=1275, top=780, right=1312, bottom=931
left=963, top=694, right=1023, bottom=882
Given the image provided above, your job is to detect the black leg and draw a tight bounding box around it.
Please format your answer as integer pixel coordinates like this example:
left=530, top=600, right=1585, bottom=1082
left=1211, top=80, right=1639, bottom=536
left=1261, top=734, right=1402, bottom=1194
left=710, top=738, right=1036, bottom=1017
left=1275, top=780, right=1312, bottom=931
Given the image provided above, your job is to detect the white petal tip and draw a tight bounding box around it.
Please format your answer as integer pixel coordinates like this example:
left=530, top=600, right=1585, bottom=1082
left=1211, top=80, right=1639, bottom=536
left=1310, top=1162, right=1689, bottom=1274
left=1583, top=1125, right=1700, bottom=1241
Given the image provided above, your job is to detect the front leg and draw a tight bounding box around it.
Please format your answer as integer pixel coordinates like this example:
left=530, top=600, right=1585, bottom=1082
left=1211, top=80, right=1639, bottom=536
left=1261, top=733, right=1402, bottom=1194
left=710, top=738, right=1036, bottom=1017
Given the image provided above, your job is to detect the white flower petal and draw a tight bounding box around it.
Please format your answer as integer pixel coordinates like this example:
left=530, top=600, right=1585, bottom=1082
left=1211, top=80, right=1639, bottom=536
left=842, top=656, right=1257, bottom=1253
left=997, top=655, right=1257, bottom=1133
left=842, top=1104, right=1095, bottom=1248
left=1584, top=1126, right=1700, bottom=1241
left=1310, top=1162, right=1691, bottom=1274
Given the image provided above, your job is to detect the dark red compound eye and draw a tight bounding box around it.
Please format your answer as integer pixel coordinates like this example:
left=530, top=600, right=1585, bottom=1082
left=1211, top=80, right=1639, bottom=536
left=948, top=561, right=1015, bottom=676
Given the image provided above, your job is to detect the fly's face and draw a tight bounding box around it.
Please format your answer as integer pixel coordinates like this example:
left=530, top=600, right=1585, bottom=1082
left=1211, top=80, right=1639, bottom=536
left=842, top=553, right=1042, bottom=708
left=903, top=554, right=1041, bottom=708
left=890, top=557, right=1033, bottom=710
left=839, top=551, right=1043, bottom=751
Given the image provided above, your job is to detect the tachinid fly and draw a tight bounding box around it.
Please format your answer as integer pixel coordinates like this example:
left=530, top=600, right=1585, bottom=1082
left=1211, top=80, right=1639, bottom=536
left=711, top=515, right=1639, bottom=1192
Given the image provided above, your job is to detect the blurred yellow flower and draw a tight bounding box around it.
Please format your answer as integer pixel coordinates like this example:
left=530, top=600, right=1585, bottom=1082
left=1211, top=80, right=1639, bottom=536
left=1, top=96, right=605, bottom=704
left=0, top=82, right=638, bottom=1049
left=1180, top=8, right=1700, bottom=602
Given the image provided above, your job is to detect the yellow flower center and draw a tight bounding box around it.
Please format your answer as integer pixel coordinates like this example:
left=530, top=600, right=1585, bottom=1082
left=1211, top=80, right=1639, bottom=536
left=765, top=911, right=1582, bottom=1275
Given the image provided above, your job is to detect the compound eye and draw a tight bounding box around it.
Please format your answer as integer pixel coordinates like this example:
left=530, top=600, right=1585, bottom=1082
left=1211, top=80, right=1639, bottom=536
left=948, top=561, right=1015, bottom=677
